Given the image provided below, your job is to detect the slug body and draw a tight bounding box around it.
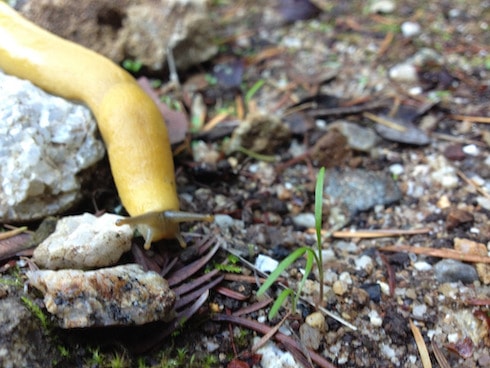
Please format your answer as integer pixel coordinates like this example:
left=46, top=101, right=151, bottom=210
left=0, top=3, right=212, bottom=248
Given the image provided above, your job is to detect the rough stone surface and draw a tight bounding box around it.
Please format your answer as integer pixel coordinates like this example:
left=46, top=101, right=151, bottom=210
left=33, top=213, right=134, bottom=270
left=18, top=0, right=217, bottom=71
left=27, top=264, right=176, bottom=328
left=0, top=70, right=105, bottom=222
left=0, top=287, right=59, bottom=368
left=324, top=168, right=402, bottom=222
left=433, top=259, right=479, bottom=284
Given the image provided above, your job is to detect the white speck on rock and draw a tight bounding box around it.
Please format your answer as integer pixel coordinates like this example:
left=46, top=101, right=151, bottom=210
left=27, top=264, right=176, bottom=328
left=0, top=70, right=105, bottom=222
left=33, top=213, right=133, bottom=269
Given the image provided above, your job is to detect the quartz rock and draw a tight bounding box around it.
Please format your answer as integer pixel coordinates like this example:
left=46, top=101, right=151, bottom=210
left=33, top=213, right=133, bottom=270
left=0, top=70, right=105, bottom=222
left=27, top=264, right=176, bottom=328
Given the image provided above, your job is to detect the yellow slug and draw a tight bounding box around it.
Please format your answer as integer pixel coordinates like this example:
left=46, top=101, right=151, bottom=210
left=0, top=3, right=213, bottom=249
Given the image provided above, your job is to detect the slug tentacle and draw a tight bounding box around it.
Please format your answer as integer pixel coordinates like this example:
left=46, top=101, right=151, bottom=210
left=116, top=211, right=214, bottom=250
left=0, top=3, right=214, bottom=249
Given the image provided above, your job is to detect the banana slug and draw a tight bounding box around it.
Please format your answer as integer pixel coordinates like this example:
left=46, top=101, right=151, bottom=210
left=0, top=3, right=213, bottom=249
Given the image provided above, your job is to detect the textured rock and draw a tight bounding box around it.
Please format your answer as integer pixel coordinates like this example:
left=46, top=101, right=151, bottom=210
left=19, top=0, right=217, bottom=71
left=0, top=70, right=105, bottom=222
left=33, top=213, right=134, bottom=270
left=433, top=259, right=478, bottom=284
left=0, top=291, right=60, bottom=368
left=324, top=168, right=402, bottom=223
left=27, top=264, right=176, bottom=328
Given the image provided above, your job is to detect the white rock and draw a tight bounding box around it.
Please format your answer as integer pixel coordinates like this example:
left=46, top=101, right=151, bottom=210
left=355, top=255, right=374, bottom=273
left=389, top=63, right=418, bottom=83
left=292, top=213, right=316, bottom=229
left=413, top=261, right=433, bottom=271
left=389, top=163, right=404, bottom=176
left=33, top=213, right=133, bottom=269
left=255, top=254, right=279, bottom=274
left=412, top=303, right=427, bottom=318
left=369, top=309, right=383, bottom=327
left=401, top=21, right=421, bottom=37
left=27, top=264, right=176, bottom=328
left=256, top=340, right=298, bottom=368
left=0, top=70, right=105, bottom=221
left=369, top=0, right=395, bottom=14
left=462, top=144, right=480, bottom=156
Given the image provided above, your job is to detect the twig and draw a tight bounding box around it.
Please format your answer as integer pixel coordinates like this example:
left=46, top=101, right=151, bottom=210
left=363, top=111, right=407, bottom=132
left=449, top=114, right=490, bottom=123
left=331, top=228, right=431, bottom=238
left=308, top=99, right=388, bottom=117
left=379, top=244, right=490, bottom=264
left=410, top=319, right=432, bottom=368
left=252, top=311, right=290, bottom=352
left=456, top=169, right=490, bottom=200
left=431, top=339, right=450, bottom=368
left=0, top=226, right=28, bottom=240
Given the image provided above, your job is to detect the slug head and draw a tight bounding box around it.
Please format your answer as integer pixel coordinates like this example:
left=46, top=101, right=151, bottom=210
left=116, top=211, right=214, bottom=249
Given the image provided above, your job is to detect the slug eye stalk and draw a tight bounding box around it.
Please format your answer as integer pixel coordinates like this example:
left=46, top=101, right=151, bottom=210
left=116, top=211, right=214, bottom=250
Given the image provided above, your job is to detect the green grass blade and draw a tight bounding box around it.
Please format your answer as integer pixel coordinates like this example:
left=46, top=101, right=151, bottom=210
left=257, top=247, right=308, bottom=296
left=293, top=250, right=314, bottom=313
left=315, top=167, right=325, bottom=245
left=269, top=288, right=294, bottom=319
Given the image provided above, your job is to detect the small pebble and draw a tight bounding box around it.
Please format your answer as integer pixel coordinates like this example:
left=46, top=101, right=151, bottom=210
left=333, top=280, right=349, bottom=296
left=255, top=254, right=279, bottom=274
left=369, top=0, right=395, bottom=13
left=257, top=341, right=297, bottom=368
left=462, top=144, right=480, bottom=156
left=413, top=261, right=433, bottom=271
left=446, top=208, right=474, bottom=229
left=299, top=323, right=322, bottom=350
left=213, top=214, right=236, bottom=230
left=355, top=255, right=374, bottom=274
left=389, top=163, right=404, bottom=176
left=412, top=304, right=427, bottom=318
left=433, top=259, right=478, bottom=284
left=389, top=63, right=418, bottom=83
left=360, top=283, right=382, bottom=302
left=368, top=309, right=383, bottom=327
left=292, top=213, right=316, bottom=229
left=401, top=21, right=421, bottom=37
left=305, top=311, right=325, bottom=331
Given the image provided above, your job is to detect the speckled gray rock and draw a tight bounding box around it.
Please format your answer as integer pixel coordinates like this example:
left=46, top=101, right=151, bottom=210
left=0, top=70, right=105, bottom=222
left=434, top=259, right=479, bottom=284
left=27, top=264, right=176, bottom=328
left=329, top=121, right=379, bottom=152
left=324, top=168, right=402, bottom=218
left=0, top=292, right=59, bottom=368
left=33, top=213, right=134, bottom=270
